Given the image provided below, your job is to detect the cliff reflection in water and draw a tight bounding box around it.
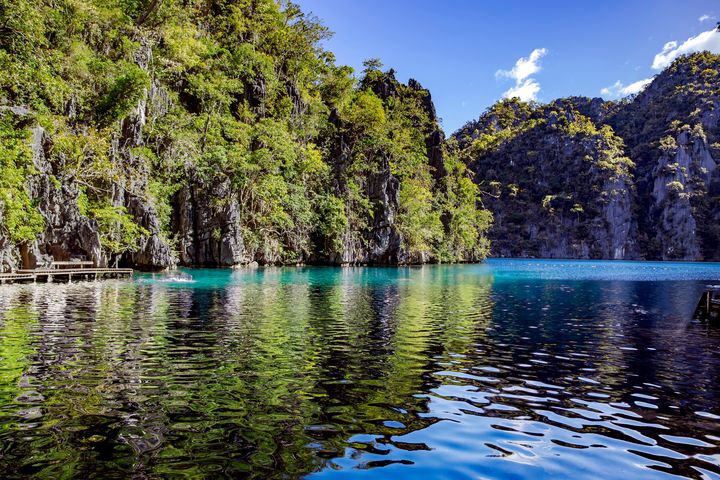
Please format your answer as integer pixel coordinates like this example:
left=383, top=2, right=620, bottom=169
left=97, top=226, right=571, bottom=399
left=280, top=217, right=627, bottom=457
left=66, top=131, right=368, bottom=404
left=0, top=261, right=719, bottom=479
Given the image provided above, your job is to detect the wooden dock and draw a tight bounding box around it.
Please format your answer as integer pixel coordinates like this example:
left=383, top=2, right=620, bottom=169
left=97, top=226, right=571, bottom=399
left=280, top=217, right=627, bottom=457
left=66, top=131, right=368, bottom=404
left=0, top=266, right=133, bottom=284
left=694, top=289, right=720, bottom=323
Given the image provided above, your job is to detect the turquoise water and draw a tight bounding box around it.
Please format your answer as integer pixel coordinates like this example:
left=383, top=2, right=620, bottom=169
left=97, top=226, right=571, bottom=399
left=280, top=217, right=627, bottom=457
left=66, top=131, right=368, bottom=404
left=0, top=259, right=719, bottom=479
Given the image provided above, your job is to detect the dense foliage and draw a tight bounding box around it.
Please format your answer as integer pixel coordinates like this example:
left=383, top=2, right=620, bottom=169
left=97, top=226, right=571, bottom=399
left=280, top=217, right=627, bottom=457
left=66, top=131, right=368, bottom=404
left=0, top=0, right=491, bottom=267
left=0, top=113, right=45, bottom=244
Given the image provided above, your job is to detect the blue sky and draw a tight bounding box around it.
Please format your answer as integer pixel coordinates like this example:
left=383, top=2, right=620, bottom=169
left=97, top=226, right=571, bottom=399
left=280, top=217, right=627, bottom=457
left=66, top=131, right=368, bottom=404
left=296, top=0, right=720, bottom=132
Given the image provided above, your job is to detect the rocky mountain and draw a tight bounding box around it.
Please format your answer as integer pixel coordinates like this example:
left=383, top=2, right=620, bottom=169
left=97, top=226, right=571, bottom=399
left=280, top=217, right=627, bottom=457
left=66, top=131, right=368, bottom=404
left=609, top=52, right=720, bottom=261
left=0, top=0, right=490, bottom=271
left=453, top=99, right=638, bottom=259
left=3, top=2, right=718, bottom=270
left=455, top=52, right=720, bottom=261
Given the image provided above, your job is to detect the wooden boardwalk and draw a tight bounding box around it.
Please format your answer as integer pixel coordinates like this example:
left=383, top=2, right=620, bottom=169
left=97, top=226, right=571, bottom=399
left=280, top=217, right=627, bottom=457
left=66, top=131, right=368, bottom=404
left=0, top=267, right=133, bottom=284
left=48, top=261, right=95, bottom=269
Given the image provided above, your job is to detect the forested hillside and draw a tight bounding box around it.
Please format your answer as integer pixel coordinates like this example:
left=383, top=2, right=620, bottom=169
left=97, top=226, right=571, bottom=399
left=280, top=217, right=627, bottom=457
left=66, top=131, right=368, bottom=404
left=456, top=52, right=720, bottom=261
left=2, top=1, right=719, bottom=268
left=0, top=0, right=491, bottom=270
left=453, top=99, right=637, bottom=259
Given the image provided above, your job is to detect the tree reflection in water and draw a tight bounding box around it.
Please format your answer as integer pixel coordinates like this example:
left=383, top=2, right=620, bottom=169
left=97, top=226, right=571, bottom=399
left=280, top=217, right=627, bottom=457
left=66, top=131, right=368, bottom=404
left=0, top=263, right=718, bottom=479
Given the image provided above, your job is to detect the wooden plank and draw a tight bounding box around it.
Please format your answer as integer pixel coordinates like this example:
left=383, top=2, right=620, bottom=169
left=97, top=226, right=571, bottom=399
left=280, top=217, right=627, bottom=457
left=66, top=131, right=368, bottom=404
left=707, top=291, right=712, bottom=312
left=18, top=268, right=133, bottom=275
left=1, top=267, right=133, bottom=284
left=51, top=261, right=94, bottom=269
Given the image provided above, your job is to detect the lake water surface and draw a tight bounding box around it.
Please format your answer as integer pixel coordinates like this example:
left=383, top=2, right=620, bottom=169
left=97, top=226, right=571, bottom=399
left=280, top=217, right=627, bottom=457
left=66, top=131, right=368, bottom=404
left=1, top=259, right=720, bottom=479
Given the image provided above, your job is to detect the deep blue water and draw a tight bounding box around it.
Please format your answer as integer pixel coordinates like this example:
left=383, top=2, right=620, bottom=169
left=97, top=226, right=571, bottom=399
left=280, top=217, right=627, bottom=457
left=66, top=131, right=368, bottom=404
left=0, top=259, right=719, bottom=479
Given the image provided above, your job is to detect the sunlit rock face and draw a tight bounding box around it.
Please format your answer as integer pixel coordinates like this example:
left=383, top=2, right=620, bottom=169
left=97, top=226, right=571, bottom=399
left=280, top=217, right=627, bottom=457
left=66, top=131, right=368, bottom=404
left=610, top=52, right=720, bottom=261
left=457, top=52, right=720, bottom=261
left=26, top=125, right=105, bottom=268
left=171, top=179, right=248, bottom=267
left=116, top=74, right=177, bottom=271
left=455, top=99, right=639, bottom=260
left=324, top=72, right=467, bottom=266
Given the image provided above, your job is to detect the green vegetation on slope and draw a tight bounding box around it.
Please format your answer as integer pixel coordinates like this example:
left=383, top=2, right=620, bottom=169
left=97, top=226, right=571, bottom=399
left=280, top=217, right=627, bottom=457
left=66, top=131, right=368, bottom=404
left=454, top=98, right=636, bottom=259
left=456, top=52, right=720, bottom=261
left=0, top=114, right=45, bottom=244
left=0, top=0, right=491, bottom=267
left=607, top=51, right=720, bottom=260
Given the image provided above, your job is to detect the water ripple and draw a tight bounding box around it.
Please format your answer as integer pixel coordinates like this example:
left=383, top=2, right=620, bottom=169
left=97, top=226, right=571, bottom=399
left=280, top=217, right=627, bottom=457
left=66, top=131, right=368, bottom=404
left=0, top=262, right=718, bottom=478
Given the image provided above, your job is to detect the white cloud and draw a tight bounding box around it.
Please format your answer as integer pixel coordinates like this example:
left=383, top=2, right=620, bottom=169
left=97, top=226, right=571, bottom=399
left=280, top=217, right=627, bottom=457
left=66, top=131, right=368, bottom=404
left=699, top=14, right=716, bottom=22
left=496, top=48, right=547, bottom=101
left=622, top=78, right=653, bottom=94
left=652, top=28, right=720, bottom=70
left=496, top=48, right=548, bottom=83
left=600, top=78, right=652, bottom=98
left=504, top=79, right=542, bottom=101
left=602, top=25, right=720, bottom=99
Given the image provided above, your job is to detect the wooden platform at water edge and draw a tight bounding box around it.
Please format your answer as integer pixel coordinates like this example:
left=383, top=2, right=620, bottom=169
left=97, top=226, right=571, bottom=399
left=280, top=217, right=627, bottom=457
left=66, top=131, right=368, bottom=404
left=0, top=262, right=133, bottom=284
left=695, top=288, right=720, bottom=323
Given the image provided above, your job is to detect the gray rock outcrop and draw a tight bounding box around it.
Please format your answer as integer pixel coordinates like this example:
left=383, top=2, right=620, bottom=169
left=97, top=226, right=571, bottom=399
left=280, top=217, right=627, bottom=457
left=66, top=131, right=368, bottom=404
left=26, top=126, right=105, bottom=268
left=172, top=178, right=247, bottom=267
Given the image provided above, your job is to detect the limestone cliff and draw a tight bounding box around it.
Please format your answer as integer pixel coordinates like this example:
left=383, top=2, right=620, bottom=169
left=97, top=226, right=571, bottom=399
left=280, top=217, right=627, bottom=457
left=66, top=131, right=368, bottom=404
left=0, top=1, right=490, bottom=271
left=609, top=52, right=720, bottom=260
left=457, top=52, right=720, bottom=261
left=323, top=71, right=456, bottom=265
left=455, top=99, right=638, bottom=259
left=27, top=125, right=105, bottom=268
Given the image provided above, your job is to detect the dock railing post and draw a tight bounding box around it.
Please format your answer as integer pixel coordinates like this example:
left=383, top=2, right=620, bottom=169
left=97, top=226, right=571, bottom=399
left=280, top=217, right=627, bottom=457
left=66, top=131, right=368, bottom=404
left=708, top=291, right=713, bottom=313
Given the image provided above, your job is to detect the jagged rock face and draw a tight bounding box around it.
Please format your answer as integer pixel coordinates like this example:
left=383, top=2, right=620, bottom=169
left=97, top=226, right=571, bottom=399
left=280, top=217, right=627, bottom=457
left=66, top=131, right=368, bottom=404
left=454, top=53, right=720, bottom=261
left=324, top=73, right=451, bottom=265
left=609, top=52, right=720, bottom=260
left=555, top=97, right=608, bottom=124
left=366, top=166, right=403, bottom=264
left=171, top=178, right=247, bottom=267
left=457, top=101, right=638, bottom=260
left=599, top=177, right=637, bottom=260
left=646, top=131, right=704, bottom=259
left=126, top=191, right=178, bottom=270
left=0, top=229, right=18, bottom=272
left=409, top=78, right=448, bottom=184
left=26, top=126, right=106, bottom=268
left=2, top=40, right=176, bottom=271
left=330, top=167, right=404, bottom=266
left=14, top=105, right=177, bottom=271
left=114, top=90, right=177, bottom=270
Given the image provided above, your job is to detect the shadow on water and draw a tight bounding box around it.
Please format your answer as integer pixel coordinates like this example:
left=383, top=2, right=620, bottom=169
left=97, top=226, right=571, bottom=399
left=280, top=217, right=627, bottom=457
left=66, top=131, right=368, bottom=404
left=0, top=261, right=718, bottom=479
